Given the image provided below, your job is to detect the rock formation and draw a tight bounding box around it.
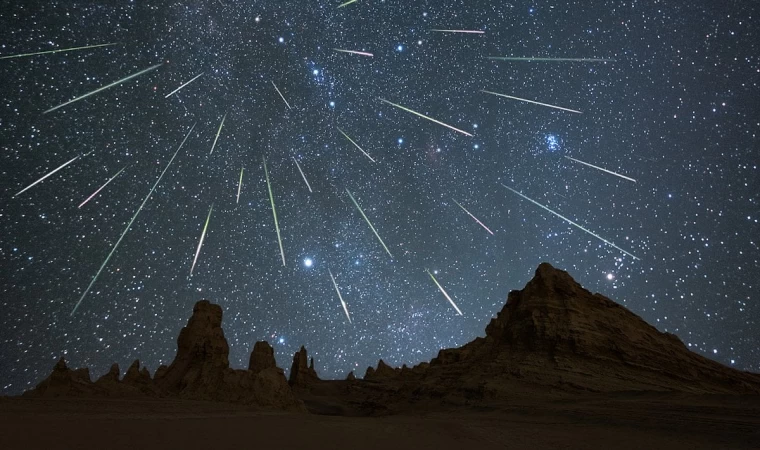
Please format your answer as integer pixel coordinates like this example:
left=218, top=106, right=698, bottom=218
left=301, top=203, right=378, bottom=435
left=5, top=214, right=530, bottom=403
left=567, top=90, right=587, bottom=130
left=249, top=341, right=276, bottom=374
left=289, top=346, right=320, bottom=386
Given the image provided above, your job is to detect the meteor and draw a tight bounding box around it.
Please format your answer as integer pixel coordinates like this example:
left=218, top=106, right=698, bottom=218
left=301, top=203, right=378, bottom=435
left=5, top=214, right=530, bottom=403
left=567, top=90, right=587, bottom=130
left=486, top=56, right=615, bottom=63
left=190, top=204, right=213, bottom=276
left=165, top=72, right=204, bottom=98
left=430, top=29, right=485, bottom=34
left=481, top=90, right=582, bottom=114
left=451, top=198, right=494, bottom=235
left=13, top=155, right=80, bottom=198
left=426, top=269, right=463, bottom=316
left=71, top=123, right=196, bottom=315
left=337, top=127, right=375, bottom=162
left=338, top=0, right=358, bottom=7
left=345, top=189, right=393, bottom=259
left=209, top=113, right=227, bottom=155
left=328, top=269, right=352, bottom=324
left=263, top=157, right=286, bottom=267
left=500, top=184, right=639, bottom=260
left=78, top=164, right=128, bottom=208
left=271, top=81, right=292, bottom=110
left=0, top=42, right=118, bottom=60
left=236, top=167, right=244, bottom=203
left=333, top=48, right=373, bottom=57
left=292, top=157, right=313, bottom=193
left=378, top=97, right=473, bottom=137
left=44, top=63, right=163, bottom=114
left=564, top=156, right=637, bottom=183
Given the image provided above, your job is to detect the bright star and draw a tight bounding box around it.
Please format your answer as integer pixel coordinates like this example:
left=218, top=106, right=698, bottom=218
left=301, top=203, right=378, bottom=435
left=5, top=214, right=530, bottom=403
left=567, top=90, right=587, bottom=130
left=304, top=258, right=313, bottom=267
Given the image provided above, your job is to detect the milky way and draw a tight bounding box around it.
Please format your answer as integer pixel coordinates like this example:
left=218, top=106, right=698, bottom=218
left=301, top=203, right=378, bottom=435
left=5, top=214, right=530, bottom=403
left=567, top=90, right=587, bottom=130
left=1, top=1, right=758, bottom=394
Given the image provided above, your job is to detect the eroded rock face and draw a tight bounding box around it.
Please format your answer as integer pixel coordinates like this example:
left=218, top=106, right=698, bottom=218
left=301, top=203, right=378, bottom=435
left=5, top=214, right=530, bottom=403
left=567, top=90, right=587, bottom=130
left=24, top=358, right=94, bottom=398
left=289, top=346, right=320, bottom=386
left=249, top=341, right=276, bottom=374
left=364, top=360, right=401, bottom=381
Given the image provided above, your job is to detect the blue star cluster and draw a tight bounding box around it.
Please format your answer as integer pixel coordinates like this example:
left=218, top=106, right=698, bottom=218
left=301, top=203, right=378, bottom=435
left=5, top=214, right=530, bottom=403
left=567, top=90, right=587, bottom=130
left=0, top=1, right=758, bottom=394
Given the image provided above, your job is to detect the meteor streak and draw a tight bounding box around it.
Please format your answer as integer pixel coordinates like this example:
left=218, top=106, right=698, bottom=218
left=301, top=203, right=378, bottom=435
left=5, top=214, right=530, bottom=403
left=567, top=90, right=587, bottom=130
left=271, top=81, right=292, bottom=109
left=328, top=269, right=352, bottom=324
left=237, top=167, right=244, bottom=203
left=481, top=90, right=582, bottom=114
left=44, top=63, right=162, bottom=114
left=0, top=42, right=118, bottom=60
left=431, top=29, right=485, bottom=34
left=337, top=0, right=358, bottom=7
left=263, top=157, right=286, bottom=267
left=378, top=97, right=473, bottom=137
left=209, top=113, right=227, bottom=155
left=165, top=72, right=204, bottom=98
left=564, top=156, right=637, bottom=183
left=500, top=184, right=639, bottom=260
left=486, top=56, right=615, bottom=63
left=190, top=204, right=213, bottom=276
left=451, top=198, right=494, bottom=235
left=345, top=189, right=393, bottom=258
left=337, top=127, right=375, bottom=162
left=292, top=157, right=313, bottom=193
left=13, top=155, right=80, bottom=198
left=71, top=123, right=196, bottom=315
left=426, top=269, right=463, bottom=316
left=333, top=48, right=373, bottom=57
left=78, top=164, right=128, bottom=208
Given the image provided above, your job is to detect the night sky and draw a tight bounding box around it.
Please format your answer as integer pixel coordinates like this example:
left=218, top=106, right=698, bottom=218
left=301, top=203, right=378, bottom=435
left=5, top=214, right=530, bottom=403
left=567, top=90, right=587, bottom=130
left=1, top=1, right=758, bottom=395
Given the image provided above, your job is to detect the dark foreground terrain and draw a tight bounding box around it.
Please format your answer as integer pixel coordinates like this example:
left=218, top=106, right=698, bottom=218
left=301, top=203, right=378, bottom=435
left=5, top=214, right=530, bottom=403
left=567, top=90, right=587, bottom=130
left=2, top=393, right=759, bottom=449
left=5, top=264, right=760, bottom=449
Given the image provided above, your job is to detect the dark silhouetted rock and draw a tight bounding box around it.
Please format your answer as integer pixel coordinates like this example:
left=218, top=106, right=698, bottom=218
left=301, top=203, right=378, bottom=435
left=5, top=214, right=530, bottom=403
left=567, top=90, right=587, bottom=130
left=95, top=363, right=120, bottom=385
left=249, top=341, right=276, bottom=374
left=364, top=359, right=401, bottom=381
left=24, top=358, right=95, bottom=397
left=154, top=365, right=168, bottom=382
left=346, top=371, right=356, bottom=381
left=289, top=346, right=319, bottom=386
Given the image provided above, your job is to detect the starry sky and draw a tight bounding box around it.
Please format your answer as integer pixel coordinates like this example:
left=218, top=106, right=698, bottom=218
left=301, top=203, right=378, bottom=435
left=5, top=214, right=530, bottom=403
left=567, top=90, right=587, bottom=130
left=1, top=1, right=758, bottom=394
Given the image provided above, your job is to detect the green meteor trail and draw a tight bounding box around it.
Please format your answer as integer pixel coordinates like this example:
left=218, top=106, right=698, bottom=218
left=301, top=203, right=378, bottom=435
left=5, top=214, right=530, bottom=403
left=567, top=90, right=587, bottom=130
left=44, top=63, right=163, bottom=114
left=13, top=155, right=80, bottom=198
left=71, top=123, right=196, bottom=315
left=338, top=0, right=358, bottom=8
left=426, top=269, right=463, bottom=316
left=345, top=189, right=393, bottom=259
left=500, top=184, right=639, bottom=260
left=264, top=157, right=286, bottom=267
left=337, top=127, right=375, bottom=162
left=378, top=97, right=473, bottom=137
left=292, top=157, right=313, bottom=193
left=78, top=164, right=129, bottom=208
left=486, top=56, right=615, bottom=63
left=190, top=204, right=213, bottom=276
left=0, top=42, right=118, bottom=60
left=237, top=167, right=244, bottom=203
left=328, top=269, right=352, bottom=324
left=481, top=90, right=583, bottom=114
left=209, top=113, right=227, bottom=155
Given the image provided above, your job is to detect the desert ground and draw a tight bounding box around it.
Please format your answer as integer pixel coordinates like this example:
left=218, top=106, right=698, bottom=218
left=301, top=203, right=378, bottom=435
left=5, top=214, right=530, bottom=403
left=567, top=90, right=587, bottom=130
left=2, top=392, right=759, bottom=450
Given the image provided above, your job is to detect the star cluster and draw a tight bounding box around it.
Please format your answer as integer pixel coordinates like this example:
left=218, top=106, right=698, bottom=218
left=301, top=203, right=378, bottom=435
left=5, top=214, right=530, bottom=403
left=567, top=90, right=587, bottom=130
left=1, top=1, right=758, bottom=394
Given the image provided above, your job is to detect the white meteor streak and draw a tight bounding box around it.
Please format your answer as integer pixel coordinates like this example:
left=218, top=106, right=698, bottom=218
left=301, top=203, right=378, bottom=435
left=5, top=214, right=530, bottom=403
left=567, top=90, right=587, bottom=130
left=426, top=269, right=463, bottom=316
left=263, top=157, right=286, bottom=267
left=345, top=189, right=393, bottom=259
left=236, top=167, right=244, bottom=203
left=500, top=184, right=639, bottom=260
left=564, top=156, right=637, bottom=183
left=451, top=198, right=494, bottom=235
left=338, top=0, right=358, bottom=7
left=337, top=127, right=375, bottom=162
left=71, top=123, right=196, bottom=315
left=14, top=155, right=80, bottom=198
left=271, top=81, right=292, bottom=109
left=165, top=72, right=204, bottom=98
left=481, top=90, right=582, bottom=114
left=431, top=29, right=485, bottom=34
left=78, top=164, right=128, bottom=208
left=333, top=48, right=373, bottom=57
left=0, top=42, right=118, bottom=60
left=378, top=97, right=473, bottom=137
left=209, top=113, right=227, bottom=155
left=292, top=157, right=313, bottom=193
left=328, top=269, right=352, bottom=324
left=44, top=63, right=163, bottom=114
left=190, top=204, right=213, bottom=276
